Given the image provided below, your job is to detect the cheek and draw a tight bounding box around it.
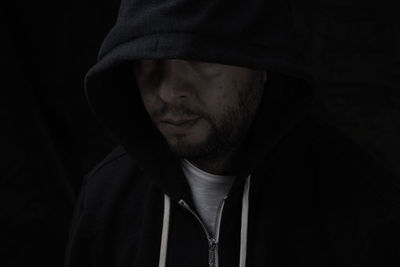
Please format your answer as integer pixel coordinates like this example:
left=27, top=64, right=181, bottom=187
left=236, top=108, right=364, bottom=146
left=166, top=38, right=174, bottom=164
left=201, top=89, right=226, bottom=114
left=204, top=100, right=234, bottom=127
left=213, top=83, right=239, bottom=106
left=139, top=87, right=159, bottom=117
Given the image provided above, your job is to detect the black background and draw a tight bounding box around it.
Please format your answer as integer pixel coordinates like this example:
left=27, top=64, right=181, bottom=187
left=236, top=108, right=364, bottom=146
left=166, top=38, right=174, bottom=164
left=1, top=1, right=399, bottom=266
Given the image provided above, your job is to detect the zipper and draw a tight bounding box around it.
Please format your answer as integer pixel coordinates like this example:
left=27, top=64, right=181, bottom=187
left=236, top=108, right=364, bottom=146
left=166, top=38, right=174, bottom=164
left=208, top=238, right=217, bottom=267
left=178, top=199, right=226, bottom=267
left=213, top=197, right=226, bottom=266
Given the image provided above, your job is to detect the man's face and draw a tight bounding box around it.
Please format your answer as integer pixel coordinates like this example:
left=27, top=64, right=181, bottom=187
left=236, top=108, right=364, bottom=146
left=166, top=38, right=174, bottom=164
left=134, top=59, right=266, bottom=160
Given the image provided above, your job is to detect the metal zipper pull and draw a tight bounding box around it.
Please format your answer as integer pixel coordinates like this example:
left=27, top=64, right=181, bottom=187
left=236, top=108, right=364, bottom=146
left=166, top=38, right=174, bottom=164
left=208, top=238, right=217, bottom=267
left=178, top=200, right=220, bottom=267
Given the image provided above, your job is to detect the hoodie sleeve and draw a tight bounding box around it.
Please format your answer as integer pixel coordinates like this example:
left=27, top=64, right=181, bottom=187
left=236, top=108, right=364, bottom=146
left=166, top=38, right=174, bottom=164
left=64, top=146, right=130, bottom=267
left=64, top=177, right=92, bottom=267
left=357, top=205, right=400, bottom=266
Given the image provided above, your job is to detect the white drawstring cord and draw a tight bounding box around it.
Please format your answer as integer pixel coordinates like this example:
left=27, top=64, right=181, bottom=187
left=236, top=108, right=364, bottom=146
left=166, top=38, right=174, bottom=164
left=159, top=195, right=170, bottom=267
left=158, top=176, right=250, bottom=267
left=239, top=175, right=251, bottom=267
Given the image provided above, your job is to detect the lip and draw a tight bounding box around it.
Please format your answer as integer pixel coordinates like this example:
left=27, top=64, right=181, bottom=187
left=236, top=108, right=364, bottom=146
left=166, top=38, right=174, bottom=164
left=162, top=119, right=195, bottom=125
left=160, top=117, right=200, bottom=131
left=161, top=116, right=200, bottom=125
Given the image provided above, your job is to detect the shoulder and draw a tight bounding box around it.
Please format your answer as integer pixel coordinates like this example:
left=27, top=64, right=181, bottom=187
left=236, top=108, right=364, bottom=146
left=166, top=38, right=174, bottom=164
left=86, top=145, right=132, bottom=177
left=79, top=145, right=146, bottom=207
left=83, top=145, right=137, bottom=186
left=281, top=108, right=400, bottom=208
left=296, top=111, right=400, bottom=229
left=296, top=110, right=400, bottom=260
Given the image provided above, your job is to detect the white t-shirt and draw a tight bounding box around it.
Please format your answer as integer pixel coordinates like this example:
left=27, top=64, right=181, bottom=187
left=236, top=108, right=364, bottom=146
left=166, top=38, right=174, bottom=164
left=181, top=159, right=235, bottom=236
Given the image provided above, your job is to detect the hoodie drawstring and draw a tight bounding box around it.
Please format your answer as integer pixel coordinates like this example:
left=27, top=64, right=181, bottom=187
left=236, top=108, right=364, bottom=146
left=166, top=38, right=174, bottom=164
left=158, top=176, right=250, bottom=267
left=159, top=194, right=170, bottom=267
left=239, top=175, right=251, bottom=267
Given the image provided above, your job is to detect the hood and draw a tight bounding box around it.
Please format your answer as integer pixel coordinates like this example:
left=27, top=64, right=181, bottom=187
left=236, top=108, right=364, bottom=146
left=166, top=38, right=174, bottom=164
left=84, top=0, right=316, bottom=199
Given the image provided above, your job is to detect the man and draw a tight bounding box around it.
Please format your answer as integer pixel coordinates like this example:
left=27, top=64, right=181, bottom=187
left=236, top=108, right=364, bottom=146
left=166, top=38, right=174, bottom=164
left=65, top=0, right=400, bottom=266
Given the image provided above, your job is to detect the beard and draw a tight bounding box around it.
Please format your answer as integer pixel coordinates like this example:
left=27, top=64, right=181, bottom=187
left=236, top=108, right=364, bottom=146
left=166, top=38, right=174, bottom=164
left=165, top=100, right=251, bottom=161
left=158, top=73, right=265, bottom=162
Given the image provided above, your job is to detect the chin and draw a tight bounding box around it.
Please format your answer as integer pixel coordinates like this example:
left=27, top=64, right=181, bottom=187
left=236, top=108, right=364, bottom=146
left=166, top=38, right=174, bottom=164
left=161, top=123, right=214, bottom=157
left=166, top=137, right=211, bottom=158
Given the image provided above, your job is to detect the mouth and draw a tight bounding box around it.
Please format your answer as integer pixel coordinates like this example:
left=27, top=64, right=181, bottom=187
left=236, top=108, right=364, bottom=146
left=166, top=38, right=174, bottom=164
left=159, top=117, right=200, bottom=132
left=161, top=118, right=198, bottom=125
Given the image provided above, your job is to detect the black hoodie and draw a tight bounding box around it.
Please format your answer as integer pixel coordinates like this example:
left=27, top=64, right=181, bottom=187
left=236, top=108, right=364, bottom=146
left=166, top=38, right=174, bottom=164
left=65, top=0, right=400, bottom=266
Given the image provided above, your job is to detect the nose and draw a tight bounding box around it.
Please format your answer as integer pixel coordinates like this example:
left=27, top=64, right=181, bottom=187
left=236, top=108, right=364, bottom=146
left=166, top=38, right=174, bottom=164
left=157, top=60, right=192, bottom=104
